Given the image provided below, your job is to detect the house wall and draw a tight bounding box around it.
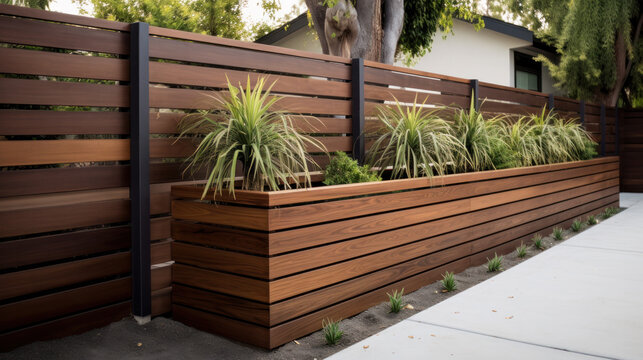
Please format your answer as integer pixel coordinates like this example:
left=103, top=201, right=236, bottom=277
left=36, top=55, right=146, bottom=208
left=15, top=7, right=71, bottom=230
left=404, top=20, right=530, bottom=87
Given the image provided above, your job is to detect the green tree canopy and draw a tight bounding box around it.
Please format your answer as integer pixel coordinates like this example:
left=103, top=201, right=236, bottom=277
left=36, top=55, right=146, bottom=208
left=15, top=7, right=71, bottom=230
left=489, top=0, right=642, bottom=107
left=76, top=0, right=284, bottom=40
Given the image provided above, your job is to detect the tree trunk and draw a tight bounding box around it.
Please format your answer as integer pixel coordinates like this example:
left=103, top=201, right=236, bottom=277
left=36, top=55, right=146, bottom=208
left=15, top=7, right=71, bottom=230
left=305, top=0, right=330, bottom=54
left=352, top=0, right=382, bottom=61
left=381, top=0, right=404, bottom=64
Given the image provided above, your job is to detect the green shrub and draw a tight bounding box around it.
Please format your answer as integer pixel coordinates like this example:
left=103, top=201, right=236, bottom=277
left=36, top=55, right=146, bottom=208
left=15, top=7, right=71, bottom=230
left=387, top=288, right=405, bottom=313
left=532, top=234, right=545, bottom=250
left=571, top=218, right=584, bottom=232
left=516, top=243, right=527, bottom=258
left=587, top=215, right=598, bottom=225
left=322, top=318, right=343, bottom=345
left=366, top=97, right=466, bottom=179
left=441, top=272, right=457, bottom=292
left=323, top=151, right=381, bottom=185
left=486, top=253, right=503, bottom=272
left=179, top=77, right=326, bottom=199
left=552, top=227, right=564, bottom=241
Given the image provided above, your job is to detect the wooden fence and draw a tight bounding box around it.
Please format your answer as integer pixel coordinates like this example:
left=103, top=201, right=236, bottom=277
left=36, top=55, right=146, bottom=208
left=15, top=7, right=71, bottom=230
left=0, top=3, right=636, bottom=351
left=621, top=110, right=643, bottom=192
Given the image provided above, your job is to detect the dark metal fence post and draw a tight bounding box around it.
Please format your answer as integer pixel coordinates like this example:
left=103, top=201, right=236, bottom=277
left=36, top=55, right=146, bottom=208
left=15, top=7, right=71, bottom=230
left=614, top=106, right=619, bottom=155
left=548, top=94, right=555, bottom=111
left=600, top=103, right=606, bottom=157
left=130, top=22, right=151, bottom=324
left=351, top=58, right=365, bottom=164
left=579, top=100, right=585, bottom=126
left=470, top=79, right=479, bottom=111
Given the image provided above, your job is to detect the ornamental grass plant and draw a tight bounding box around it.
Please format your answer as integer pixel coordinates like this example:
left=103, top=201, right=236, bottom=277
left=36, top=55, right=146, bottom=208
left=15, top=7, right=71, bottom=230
left=179, top=77, right=326, bottom=199
left=365, top=97, right=467, bottom=179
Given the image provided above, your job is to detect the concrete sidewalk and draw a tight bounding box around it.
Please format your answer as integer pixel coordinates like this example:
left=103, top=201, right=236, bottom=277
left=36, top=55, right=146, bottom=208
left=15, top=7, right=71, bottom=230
left=328, top=193, right=643, bottom=360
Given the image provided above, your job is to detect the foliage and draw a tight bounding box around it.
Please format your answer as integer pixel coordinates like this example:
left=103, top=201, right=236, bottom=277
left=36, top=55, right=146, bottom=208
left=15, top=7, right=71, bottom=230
left=498, top=117, right=544, bottom=167
left=1, top=0, right=49, bottom=8
left=570, top=219, right=584, bottom=232
left=488, top=0, right=642, bottom=106
left=486, top=253, right=503, bottom=272
left=516, top=243, right=527, bottom=258
left=323, top=151, right=381, bottom=185
left=532, top=233, right=544, bottom=250
left=76, top=0, right=280, bottom=40
left=441, top=272, right=457, bottom=292
left=527, top=107, right=596, bottom=165
left=552, top=227, right=564, bottom=241
left=451, top=97, right=508, bottom=171
left=179, top=77, right=325, bottom=199
left=387, top=288, right=405, bottom=313
left=587, top=215, right=598, bottom=225
left=322, top=318, right=343, bottom=345
left=366, top=97, right=466, bottom=179
left=602, top=207, right=619, bottom=219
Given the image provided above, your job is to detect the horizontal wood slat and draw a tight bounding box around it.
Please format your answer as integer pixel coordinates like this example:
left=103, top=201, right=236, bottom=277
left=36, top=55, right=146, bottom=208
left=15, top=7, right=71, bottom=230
left=0, top=47, right=129, bottom=81
left=171, top=158, right=619, bottom=348
left=0, top=277, right=131, bottom=332
left=149, top=62, right=350, bottom=99
left=0, top=15, right=129, bottom=54
left=149, top=37, right=351, bottom=80
left=0, top=301, right=131, bottom=352
left=0, top=139, right=129, bottom=167
left=0, top=109, right=129, bottom=136
left=0, top=78, right=128, bottom=107
left=0, top=3, right=130, bottom=31
left=363, top=66, right=471, bottom=95
left=0, top=252, right=130, bottom=301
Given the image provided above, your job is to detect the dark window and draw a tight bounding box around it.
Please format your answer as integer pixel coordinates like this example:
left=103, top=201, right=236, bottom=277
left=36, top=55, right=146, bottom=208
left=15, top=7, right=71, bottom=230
left=514, top=52, right=541, bottom=92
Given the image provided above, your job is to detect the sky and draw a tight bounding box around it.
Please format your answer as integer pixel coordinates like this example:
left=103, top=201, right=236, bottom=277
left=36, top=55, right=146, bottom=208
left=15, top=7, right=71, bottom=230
left=48, top=0, right=304, bottom=28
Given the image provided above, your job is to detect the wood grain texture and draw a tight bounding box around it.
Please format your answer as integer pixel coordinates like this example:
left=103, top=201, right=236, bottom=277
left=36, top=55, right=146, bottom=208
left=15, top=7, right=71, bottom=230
left=0, top=301, right=131, bottom=352
left=0, top=139, right=129, bottom=166
left=151, top=265, right=171, bottom=292
left=149, top=37, right=350, bottom=80
left=363, top=66, right=471, bottom=95
left=0, top=109, right=129, bottom=136
left=0, top=252, right=130, bottom=301
left=171, top=200, right=269, bottom=231
left=0, top=47, right=129, bottom=81
left=172, top=263, right=268, bottom=302
left=151, top=287, right=172, bottom=316
left=0, top=78, right=128, bottom=107
left=0, top=3, right=130, bottom=31
left=0, top=277, right=131, bottom=332
left=0, top=15, right=129, bottom=54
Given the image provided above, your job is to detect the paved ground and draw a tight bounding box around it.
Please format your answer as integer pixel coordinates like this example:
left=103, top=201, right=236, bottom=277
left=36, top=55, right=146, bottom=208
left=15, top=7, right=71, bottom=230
left=327, top=193, right=643, bottom=360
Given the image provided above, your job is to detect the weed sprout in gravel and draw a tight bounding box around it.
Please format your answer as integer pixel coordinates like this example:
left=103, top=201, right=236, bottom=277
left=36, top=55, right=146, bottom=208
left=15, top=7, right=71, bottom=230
left=322, top=318, right=343, bottom=345
left=486, top=253, right=503, bottom=272
left=387, top=289, right=405, bottom=313
left=441, top=272, right=457, bottom=292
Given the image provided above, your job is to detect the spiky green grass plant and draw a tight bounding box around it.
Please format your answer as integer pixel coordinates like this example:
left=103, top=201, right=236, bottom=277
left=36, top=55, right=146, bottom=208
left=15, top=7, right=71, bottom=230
left=532, top=234, right=545, bottom=250
left=552, top=227, right=564, bottom=241
left=602, top=207, right=619, bottom=218
left=571, top=218, right=584, bottom=232
left=486, top=253, right=503, bottom=272
left=387, top=288, right=405, bottom=313
left=322, top=318, right=343, bottom=345
left=498, top=117, right=545, bottom=167
left=516, top=243, right=528, bottom=258
left=366, top=97, right=467, bottom=179
left=587, top=215, right=598, bottom=225
left=179, top=77, right=325, bottom=199
left=452, top=97, right=508, bottom=171
left=441, top=272, right=457, bottom=292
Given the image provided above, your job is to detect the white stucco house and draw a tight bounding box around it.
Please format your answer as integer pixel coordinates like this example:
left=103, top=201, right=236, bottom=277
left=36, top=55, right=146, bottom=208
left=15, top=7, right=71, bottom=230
left=256, top=13, right=562, bottom=95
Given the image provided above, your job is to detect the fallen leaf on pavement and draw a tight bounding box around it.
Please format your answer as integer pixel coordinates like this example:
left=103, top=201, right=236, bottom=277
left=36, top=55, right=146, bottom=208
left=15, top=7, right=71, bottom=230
left=430, top=334, right=436, bottom=337
left=492, top=310, right=497, bottom=312
left=137, top=343, right=142, bottom=347
left=505, top=316, right=514, bottom=319
left=293, top=340, right=300, bottom=345
left=408, top=335, right=414, bottom=339
left=363, top=345, right=369, bottom=349
left=404, top=304, right=414, bottom=310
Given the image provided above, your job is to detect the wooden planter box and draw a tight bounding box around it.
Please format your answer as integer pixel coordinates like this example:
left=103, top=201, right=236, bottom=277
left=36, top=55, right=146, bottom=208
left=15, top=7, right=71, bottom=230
left=170, top=156, right=619, bottom=349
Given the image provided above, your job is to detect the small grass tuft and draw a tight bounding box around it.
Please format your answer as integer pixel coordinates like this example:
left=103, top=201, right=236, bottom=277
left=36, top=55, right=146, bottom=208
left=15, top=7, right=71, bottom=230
left=532, top=234, right=545, bottom=250
left=486, top=253, right=503, bottom=272
left=552, top=227, right=564, bottom=241
left=587, top=215, right=598, bottom=225
left=387, top=288, right=405, bottom=313
left=322, top=318, right=343, bottom=345
left=602, top=207, right=619, bottom=219
left=516, top=243, right=527, bottom=258
left=570, top=219, right=584, bottom=232
left=441, top=272, right=457, bottom=292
